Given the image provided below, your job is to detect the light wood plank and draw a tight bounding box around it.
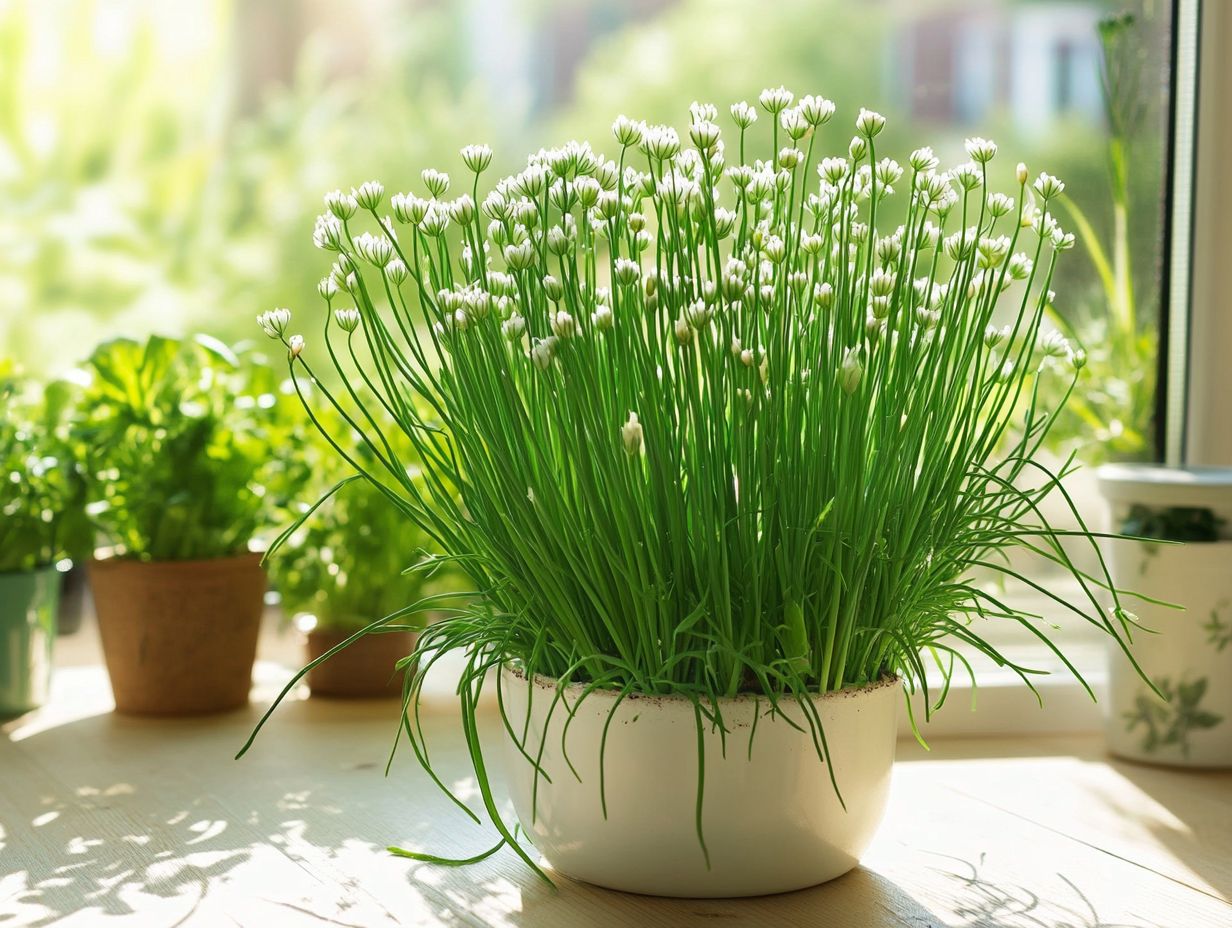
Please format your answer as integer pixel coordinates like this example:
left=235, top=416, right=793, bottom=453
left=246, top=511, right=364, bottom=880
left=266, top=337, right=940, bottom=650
left=3, top=663, right=1229, bottom=927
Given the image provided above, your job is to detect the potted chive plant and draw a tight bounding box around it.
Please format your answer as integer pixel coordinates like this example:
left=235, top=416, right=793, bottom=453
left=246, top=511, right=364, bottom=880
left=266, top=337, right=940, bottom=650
left=0, top=369, right=86, bottom=717
left=74, top=335, right=300, bottom=716
left=242, top=92, right=1149, bottom=896
left=267, top=407, right=461, bottom=699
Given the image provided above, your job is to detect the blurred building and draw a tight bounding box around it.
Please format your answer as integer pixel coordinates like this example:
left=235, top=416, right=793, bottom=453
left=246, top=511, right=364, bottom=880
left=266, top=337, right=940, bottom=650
left=894, top=1, right=1103, bottom=132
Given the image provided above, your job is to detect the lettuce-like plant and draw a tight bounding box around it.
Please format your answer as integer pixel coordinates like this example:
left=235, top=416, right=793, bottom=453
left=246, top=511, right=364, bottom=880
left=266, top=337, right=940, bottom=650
left=244, top=93, right=1152, bottom=876
left=266, top=404, right=462, bottom=633
left=73, top=335, right=300, bottom=562
left=0, top=367, right=87, bottom=573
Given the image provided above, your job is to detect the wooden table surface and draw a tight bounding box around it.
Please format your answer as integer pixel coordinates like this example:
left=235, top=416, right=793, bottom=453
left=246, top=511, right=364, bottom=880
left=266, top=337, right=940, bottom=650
left=3, top=653, right=1230, bottom=927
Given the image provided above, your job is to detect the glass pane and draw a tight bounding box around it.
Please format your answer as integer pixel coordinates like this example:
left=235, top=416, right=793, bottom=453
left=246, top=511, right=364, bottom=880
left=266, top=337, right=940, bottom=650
left=1, top=0, right=1173, bottom=666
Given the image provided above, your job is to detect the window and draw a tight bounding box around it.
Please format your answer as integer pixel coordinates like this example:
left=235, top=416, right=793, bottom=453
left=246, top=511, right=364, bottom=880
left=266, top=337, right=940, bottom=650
left=0, top=0, right=1186, bottom=732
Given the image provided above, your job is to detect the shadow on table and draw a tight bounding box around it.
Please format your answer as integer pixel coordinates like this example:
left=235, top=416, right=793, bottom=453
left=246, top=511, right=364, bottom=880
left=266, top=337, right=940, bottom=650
left=427, top=855, right=1158, bottom=928
left=508, top=867, right=942, bottom=928
left=1, top=779, right=252, bottom=923
left=0, top=698, right=419, bottom=927
left=922, top=853, right=1158, bottom=928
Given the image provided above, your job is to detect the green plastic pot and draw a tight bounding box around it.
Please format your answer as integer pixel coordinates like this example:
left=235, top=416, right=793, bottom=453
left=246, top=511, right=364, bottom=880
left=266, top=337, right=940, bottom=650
left=0, top=566, right=60, bottom=718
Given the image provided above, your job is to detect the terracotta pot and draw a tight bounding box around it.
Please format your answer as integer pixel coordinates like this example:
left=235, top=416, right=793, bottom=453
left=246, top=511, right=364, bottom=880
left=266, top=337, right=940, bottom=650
left=90, top=553, right=266, bottom=715
left=0, top=567, right=59, bottom=718
left=305, top=627, right=417, bottom=698
left=502, top=668, right=900, bottom=897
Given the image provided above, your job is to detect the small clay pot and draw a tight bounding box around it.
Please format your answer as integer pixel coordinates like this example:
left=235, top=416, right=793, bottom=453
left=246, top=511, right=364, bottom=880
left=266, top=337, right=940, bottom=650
left=305, top=627, right=417, bottom=699
left=90, top=553, right=266, bottom=715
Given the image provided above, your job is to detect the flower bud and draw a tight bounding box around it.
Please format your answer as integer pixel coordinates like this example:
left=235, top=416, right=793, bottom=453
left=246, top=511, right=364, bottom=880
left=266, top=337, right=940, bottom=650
left=1038, top=329, right=1070, bottom=358
left=621, top=411, right=644, bottom=456
left=964, top=137, right=998, bottom=163
left=449, top=194, right=476, bottom=225
left=551, top=310, right=577, bottom=339
left=777, top=147, right=801, bottom=170
left=758, top=86, right=794, bottom=114
left=422, top=169, right=451, bottom=198
left=543, top=275, right=564, bottom=302
left=984, top=324, right=1009, bottom=348
left=614, top=258, right=641, bottom=287
left=839, top=347, right=863, bottom=394
left=854, top=107, right=885, bottom=139
left=1033, top=172, right=1065, bottom=200
left=730, top=101, right=758, bottom=128
left=779, top=109, right=809, bottom=142
left=530, top=337, right=556, bottom=370
left=909, top=147, right=939, bottom=172
left=504, top=241, right=535, bottom=271
left=592, top=305, right=614, bottom=330
left=689, top=120, right=721, bottom=149
left=798, top=94, right=836, bottom=127
left=257, top=308, right=292, bottom=339
left=419, top=206, right=450, bottom=236
left=674, top=317, right=693, bottom=346
left=325, top=190, right=358, bottom=220
left=288, top=334, right=305, bottom=358
left=334, top=308, right=361, bottom=333
left=313, top=214, right=344, bottom=251
left=502, top=314, right=526, bottom=341
left=353, top=181, right=384, bottom=211
left=461, top=143, right=493, bottom=174
left=986, top=192, right=1015, bottom=217
left=612, top=115, right=645, bottom=147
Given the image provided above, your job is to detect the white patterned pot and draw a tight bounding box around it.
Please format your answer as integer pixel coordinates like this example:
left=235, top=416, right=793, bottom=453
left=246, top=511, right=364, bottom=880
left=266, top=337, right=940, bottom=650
left=499, top=667, right=899, bottom=897
left=1098, top=464, right=1232, bottom=768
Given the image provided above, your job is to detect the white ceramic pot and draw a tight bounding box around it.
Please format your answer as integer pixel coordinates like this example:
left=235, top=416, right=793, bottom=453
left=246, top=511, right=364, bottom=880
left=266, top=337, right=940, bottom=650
left=500, top=668, right=899, bottom=897
left=1098, top=464, right=1232, bottom=768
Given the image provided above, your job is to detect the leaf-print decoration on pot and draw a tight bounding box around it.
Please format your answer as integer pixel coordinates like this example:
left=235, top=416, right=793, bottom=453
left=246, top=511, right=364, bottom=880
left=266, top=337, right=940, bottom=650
left=1099, top=465, right=1232, bottom=768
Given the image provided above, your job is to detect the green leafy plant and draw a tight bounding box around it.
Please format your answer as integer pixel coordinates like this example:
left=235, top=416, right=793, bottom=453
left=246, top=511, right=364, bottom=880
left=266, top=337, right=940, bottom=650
left=266, top=404, right=461, bottom=633
left=72, top=334, right=300, bottom=561
left=1049, top=12, right=1157, bottom=461
left=0, top=1, right=504, bottom=376
left=0, top=365, right=88, bottom=572
left=1124, top=677, right=1223, bottom=756
left=242, top=92, right=1151, bottom=877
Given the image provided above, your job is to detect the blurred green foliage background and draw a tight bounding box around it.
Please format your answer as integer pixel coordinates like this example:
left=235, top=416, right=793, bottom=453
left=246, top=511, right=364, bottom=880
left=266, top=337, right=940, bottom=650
left=0, top=0, right=1171, bottom=462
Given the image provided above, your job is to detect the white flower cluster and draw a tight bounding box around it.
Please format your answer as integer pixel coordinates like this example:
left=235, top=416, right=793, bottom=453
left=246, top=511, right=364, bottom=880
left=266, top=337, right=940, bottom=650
left=274, top=91, right=1079, bottom=435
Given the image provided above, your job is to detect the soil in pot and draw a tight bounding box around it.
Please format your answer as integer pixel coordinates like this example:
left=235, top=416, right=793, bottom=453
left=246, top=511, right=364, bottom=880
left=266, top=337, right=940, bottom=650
left=501, top=668, right=900, bottom=897
left=305, top=628, right=417, bottom=698
left=0, top=567, right=59, bottom=718
left=90, top=553, right=266, bottom=715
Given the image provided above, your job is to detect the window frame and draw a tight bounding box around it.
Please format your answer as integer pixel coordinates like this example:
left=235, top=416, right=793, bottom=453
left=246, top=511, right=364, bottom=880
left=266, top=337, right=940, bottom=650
left=930, top=0, right=1216, bottom=737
